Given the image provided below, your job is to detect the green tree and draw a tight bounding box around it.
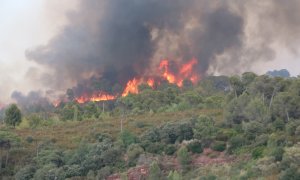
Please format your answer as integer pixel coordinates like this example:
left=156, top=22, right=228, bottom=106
left=5, top=104, right=22, bottom=128
left=177, top=147, right=191, bottom=172
left=193, top=115, right=217, bottom=140
left=229, top=75, right=244, bottom=98
left=148, top=161, right=162, bottom=180
left=245, top=98, right=270, bottom=123
left=167, top=170, right=182, bottom=180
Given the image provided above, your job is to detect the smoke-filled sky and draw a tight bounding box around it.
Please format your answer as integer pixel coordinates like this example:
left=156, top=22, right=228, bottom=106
left=1, top=0, right=300, bottom=103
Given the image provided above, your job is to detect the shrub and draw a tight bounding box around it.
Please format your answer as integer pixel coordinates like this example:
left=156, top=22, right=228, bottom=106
left=254, top=134, right=268, bottom=147
left=160, top=121, right=193, bottom=144
left=127, top=144, right=144, bottom=167
left=211, top=141, right=226, bottom=152
left=26, top=136, right=34, bottom=144
left=167, top=170, right=182, bottom=180
left=252, top=147, right=265, bottom=159
left=119, top=129, right=138, bottom=148
left=271, top=146, right=284, bottom=162
left=144, top=142, right=165, bottom=154
left=96, top=166, right=112, bottom=179
left=164, top=145, right=177, bottom=155
left=200, top=175, right=217, bottom=180
left=33, top=164, right=62, bottom=180
left=140, top=128, right=160, bottom=143
left=228, top=136, right=245, bottom=152
left=273, top=118, right=285, bottom=131
left=193, top=115, right=217, bottom=140
left=64, top=165, right=82, bottom=178
left=101, top=147, right=123, bottom=166
left=177, top=147, right=191, bottom=171
left=148, top=161, right=162, bottom=180
left=187, top=141, right=203, bottom=154
left=15, top=165, right=36, bottom=180
left=280, top=166, right=300, bottom=180
left=242, top=121, right=264, bottom=140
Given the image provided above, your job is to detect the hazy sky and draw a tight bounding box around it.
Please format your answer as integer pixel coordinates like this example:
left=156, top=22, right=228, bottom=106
left=0, top=1, right=300, bottom=103
left=0, top=0, right=77, bottom=102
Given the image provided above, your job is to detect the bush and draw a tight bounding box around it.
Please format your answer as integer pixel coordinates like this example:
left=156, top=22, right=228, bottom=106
left=33, top=164, right=63, bottom=180
left=167, top=170, right=182, bottom=180
left=243, top=121, right=264, bottom=140
left=200, top=175, right=217, bottom=180
left=28, top=114, right=42, bottom=129
left=193, top=115, right=217, bottom=140
left=254, top=134, right=268, bottom=147
left=127, top=144, right=144, bottom=167
left=280, top=166, right=300, bottom=180
left=64, top=165, right=82, bottom=178
left=141, top=128, right=160, bottom=143
left=187, top=141, right=203, bottom=154
left=119, top=129, right=138, bottom=148
left=271, top=146, right=284, bottom=162
left=211, top=141, right=226, bottom=152
left=273, top=118, right=285, bottom=131
left=26, top=136, right=34, bottom=144
left=228, top=136, right=245, bottom=152
left=15, top=165, right=36, bottom=180
left=97, top=166, right=112, bottom=179
left=148, top=161, right=162, bottom=180
left=164, top=145, right=177, bottom=155
left=177, top=147, right=191, bottom=171
left=252, top=147, right=265, bottom=159
left=143, top=142, right=165, bottom=154
left=159, top=121, right=194, bottom=144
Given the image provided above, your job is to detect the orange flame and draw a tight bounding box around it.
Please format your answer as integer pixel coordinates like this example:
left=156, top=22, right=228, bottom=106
left=122, top=78, right=140, bottom=97
left=147, top=78, right=155, bottom=88
left=76, top=92, right=117, bottom=104
left=159, top=58, right=199, bottom=87
left=53, top=100, right=61, bottom=107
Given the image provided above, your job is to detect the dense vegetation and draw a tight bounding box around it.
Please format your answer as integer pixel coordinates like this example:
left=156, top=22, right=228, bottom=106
left=1, top=73, right=300, bottom=179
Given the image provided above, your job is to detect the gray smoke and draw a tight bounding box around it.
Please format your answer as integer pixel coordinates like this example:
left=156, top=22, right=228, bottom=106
left=11, top=91, right=53, bottom=113
left=25, top=0, right=300, bottom=91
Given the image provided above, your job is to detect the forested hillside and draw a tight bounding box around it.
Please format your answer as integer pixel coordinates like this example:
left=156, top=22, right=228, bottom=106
left=1, top=73, right=300, bottom=179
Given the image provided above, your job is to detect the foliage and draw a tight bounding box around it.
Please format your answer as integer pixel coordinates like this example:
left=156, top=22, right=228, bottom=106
left=27, top=114, right=42, bottom=129
left=211, top=141, right=226, bottom=152
left=5, top=104, right=22, bottom=127
left=193, top=115, right=217, bottom=141
left=187, top=140, right=203, bottom=154
left=15, top=165, right=36, bottom=180
left=164, top=144, right=177, bottom=155
left=148, top=161, right=162, bottom=180
left=177, top=146, right=191, bottom=171
left=119, top=129, right=138, bottom=148
left=167, top=170, right=182, bottom=180
left=271, top=146, right=284, bottom=162
left=127, top=144, right=144, bottom=166
left=252, top=147, right=265, bottom=159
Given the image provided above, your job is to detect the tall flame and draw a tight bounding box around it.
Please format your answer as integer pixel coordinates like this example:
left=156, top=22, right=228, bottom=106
left=147, top=78, right=155, bottom=88
left=122, top=78, right=139, bottom=97
left=159, top=58, right=199, bottom=87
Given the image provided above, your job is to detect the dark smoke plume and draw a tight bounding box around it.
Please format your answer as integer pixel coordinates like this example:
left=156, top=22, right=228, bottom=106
left=25, top=0, right=300, bottom=92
